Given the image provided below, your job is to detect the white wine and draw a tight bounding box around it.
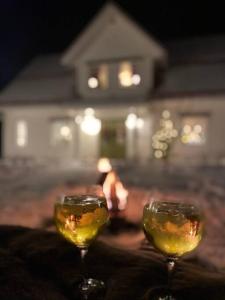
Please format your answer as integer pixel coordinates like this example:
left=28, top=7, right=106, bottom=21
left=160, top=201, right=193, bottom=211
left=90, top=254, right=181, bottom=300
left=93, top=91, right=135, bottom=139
left=55, top=196, right=109, bottom=248
left=143, top=202, right=203, bottom=257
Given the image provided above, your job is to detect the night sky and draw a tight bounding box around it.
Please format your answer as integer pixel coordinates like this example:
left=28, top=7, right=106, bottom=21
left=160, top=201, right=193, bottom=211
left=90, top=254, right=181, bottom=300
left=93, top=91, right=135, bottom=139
left=0, top=0, right=224, bottom=90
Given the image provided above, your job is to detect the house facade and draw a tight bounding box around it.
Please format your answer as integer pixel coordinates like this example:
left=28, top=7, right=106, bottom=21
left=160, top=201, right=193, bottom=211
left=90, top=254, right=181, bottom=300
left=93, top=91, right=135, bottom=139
left=1, top=3, right=225, bottom=165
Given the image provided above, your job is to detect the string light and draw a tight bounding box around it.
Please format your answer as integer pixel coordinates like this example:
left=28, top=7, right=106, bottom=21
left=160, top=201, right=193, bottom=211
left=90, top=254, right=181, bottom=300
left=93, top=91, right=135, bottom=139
left=152, top=110, right=178, bottom=159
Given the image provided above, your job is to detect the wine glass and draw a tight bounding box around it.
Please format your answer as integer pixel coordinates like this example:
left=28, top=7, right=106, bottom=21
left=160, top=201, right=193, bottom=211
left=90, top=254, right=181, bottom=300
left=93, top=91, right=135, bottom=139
left=54, top=186, right=109, bottom=299
left=142, top=201, right=204, bottom=300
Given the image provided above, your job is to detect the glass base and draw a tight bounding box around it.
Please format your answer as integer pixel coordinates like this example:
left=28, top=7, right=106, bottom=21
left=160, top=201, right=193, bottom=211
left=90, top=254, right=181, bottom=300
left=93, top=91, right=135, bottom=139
left=79, top=278, right=105, bottom=300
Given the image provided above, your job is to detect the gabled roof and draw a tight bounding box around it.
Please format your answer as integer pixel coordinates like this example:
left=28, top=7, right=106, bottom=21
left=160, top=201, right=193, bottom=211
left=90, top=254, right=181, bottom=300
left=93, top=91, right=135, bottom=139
left=153, top=35, right=225, bottom=97
left=61, top=2, right=166, bottom=66
left=0, top=55, right=78, bottom=105
left=2, top=52, right=225, bottom=105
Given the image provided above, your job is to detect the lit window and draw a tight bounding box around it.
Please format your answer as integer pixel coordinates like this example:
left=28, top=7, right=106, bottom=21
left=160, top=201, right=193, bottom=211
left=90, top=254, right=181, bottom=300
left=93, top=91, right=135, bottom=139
left=181, top=116, right=208, bottom=145
left=118, top=61, right=141, bottom=87
left=51, top=121, right=72, bottom=145
left=16, top=120, right=28, bottom=147
left=88, top=64, right=108, bottom=89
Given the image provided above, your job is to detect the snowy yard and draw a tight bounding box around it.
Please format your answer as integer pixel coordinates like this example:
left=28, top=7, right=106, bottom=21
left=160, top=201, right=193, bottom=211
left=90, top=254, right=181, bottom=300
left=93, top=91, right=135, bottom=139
left=0, top=160, right=225, bottom=270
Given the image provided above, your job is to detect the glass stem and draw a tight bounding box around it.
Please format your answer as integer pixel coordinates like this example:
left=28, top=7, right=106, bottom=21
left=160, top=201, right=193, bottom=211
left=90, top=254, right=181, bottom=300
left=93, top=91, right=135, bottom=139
left=80, top=248, right=88, bottom=282
left=166, top=257, right=176, bottom=291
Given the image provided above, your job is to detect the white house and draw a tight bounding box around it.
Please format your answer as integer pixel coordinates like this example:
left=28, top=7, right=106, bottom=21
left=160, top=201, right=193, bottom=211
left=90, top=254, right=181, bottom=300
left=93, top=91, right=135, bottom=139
left=1, top=3, right=225, bottom=166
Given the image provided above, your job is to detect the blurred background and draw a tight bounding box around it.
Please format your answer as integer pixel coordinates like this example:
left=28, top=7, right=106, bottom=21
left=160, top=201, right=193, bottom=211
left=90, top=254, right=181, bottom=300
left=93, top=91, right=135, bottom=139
left=0, top=0, right=225, bottom=269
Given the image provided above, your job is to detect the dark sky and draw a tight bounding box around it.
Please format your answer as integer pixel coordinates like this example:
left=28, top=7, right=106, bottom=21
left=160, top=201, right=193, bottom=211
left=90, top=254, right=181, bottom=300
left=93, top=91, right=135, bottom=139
left=0, top=0, right=225, bottom=89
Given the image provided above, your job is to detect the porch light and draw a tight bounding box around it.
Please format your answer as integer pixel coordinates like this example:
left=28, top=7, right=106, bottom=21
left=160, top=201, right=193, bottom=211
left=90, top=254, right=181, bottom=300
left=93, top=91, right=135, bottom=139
left=125, top=113, right=144, bottom=130
left=81, top=108, right=101, bottom=136
left=88, top=77, right=99, bottom=89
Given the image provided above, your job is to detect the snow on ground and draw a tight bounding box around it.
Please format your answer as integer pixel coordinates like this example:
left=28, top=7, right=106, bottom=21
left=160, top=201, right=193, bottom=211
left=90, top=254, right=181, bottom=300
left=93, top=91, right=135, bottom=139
left=0, top=160, right=225, bottom=270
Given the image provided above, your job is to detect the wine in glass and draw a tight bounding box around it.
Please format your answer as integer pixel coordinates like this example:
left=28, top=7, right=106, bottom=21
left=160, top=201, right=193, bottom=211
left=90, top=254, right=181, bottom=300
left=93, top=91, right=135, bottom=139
left=54, top=190, right=109, bottom=299
left=142, top=201, right=204, bottom=300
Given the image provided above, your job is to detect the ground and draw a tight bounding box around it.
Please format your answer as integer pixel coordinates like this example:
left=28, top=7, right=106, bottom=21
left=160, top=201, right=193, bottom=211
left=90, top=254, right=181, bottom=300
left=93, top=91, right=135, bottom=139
left=0, top=159, right=225, bottom=271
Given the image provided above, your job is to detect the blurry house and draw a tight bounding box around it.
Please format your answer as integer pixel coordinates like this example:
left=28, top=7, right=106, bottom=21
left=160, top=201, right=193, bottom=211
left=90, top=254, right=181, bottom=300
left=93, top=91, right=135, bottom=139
left=1, top=3, right=225, bottom=165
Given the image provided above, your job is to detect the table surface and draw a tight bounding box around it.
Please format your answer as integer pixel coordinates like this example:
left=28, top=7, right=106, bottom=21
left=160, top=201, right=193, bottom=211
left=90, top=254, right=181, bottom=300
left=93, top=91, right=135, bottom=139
left=0, top=225, right=225, bottom=300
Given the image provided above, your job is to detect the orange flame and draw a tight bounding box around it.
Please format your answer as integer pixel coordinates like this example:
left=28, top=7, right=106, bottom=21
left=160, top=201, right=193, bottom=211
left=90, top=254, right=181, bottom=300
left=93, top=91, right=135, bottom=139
left=103, top=170, right=128, bottom=211
left=115, top=181, right=128, bottom=210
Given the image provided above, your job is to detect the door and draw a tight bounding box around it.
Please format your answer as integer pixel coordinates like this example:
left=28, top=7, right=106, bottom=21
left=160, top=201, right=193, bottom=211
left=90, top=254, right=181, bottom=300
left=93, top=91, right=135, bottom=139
left=101, top=120, right=125, bottom=159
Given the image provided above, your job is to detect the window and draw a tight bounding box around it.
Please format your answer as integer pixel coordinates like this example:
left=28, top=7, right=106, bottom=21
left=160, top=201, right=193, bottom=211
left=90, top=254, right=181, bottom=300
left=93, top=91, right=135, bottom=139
left=118, top=61, right=141, bottom=87
left=16, top=120, right=28, bottom=147
left=181, top=115, right=208, bottom=145
left=87, top=60, right=142, bottom=91
left=88, top=64, right=109, bottom=89
left=51, top=120, right=73, bottom=145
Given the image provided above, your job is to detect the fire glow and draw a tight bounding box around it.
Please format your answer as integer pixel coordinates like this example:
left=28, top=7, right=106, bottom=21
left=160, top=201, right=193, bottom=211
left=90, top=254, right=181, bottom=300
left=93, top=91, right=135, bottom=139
left=97, top=158, right=112, bottom=173
left=97, top=158, right=128, bottom=212
left=103, top=171, right=128, bottom=211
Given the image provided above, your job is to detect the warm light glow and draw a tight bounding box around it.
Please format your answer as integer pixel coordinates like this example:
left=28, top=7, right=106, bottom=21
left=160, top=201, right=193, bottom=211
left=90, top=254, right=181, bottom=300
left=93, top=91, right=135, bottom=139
left=51, top=121, right=73, bottom=145
left=136, top=118, right=144, bottom=129
left=88, top=64, right=108, bottom=89
left=103, top=171, right=116, bottom=210
left=181, top=121, right=206, bottom=145
left=132, top=74, right=141, bottom=85
left=16, top=120, right=28, bottom=147
left=103, top=170, right=128, bottom=211
left=165, top=120, right=173, bottom=129
left=81, top=116, right=101, bottom=136
left=154, top=150, right=163, bottom=159
left=125, top=113, right=137, bottom=129
left=125, top=113, right=144, bottom=130
left=152, top=110, right=178, bottom=159
left=97, top=158, right=112, bottom=173
left=119, top=62, right=133, bottom=87
left=75, top=115, right=82, bottom=124
left=81, top=108, right=101, bottom=136
left=162, top=110, right=170, bottom=119
left=60, top=126, right=70, bottom=137
left=118, top=61, right=141, bottom=87
left=115, top=181, right=128, bottom=210
left=59, top=125, right=72, bottom=141
left=118, top=62, right=141, bottom=87
left=84, top=108, right=94, bottom=115
left=194, top=124, right=202, bottom=133
left=98, top=64, right=109, bottom=89
left=183, top=124, right=191, bottom=134
left=88, top=77, right=99, bottom=89
left=172, top=129, right=178, bottom=137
